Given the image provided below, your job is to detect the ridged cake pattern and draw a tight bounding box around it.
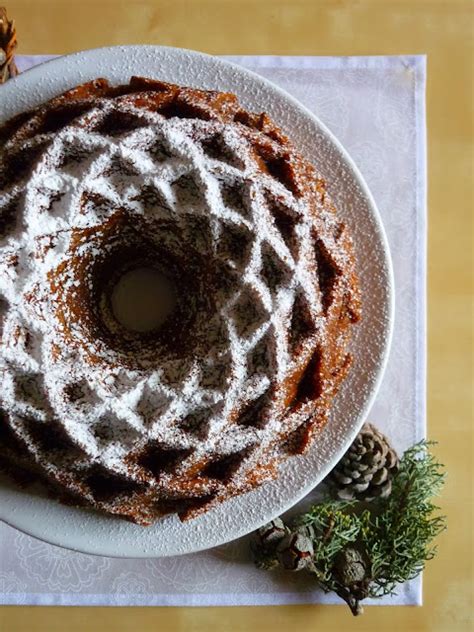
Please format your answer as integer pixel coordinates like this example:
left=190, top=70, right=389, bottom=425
left=0, top=78, right=360, bottom=524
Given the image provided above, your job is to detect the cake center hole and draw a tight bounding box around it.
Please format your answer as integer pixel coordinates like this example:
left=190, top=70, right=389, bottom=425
left=111, top=267, right=176, bottom=333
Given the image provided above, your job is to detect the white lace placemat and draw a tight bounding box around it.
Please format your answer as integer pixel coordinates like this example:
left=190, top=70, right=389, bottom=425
left=0, top=54, right=426, bottom=606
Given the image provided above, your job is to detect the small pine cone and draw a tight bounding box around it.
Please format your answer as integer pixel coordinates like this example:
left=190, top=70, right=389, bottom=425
left=276, top=532, right=314, bottom=571
left=252, top=518, right=288, bottom=570
left=332, top=547, right=371, bottom=616
left=255, top=517, right=288, bottom=549
left=333, top=547, right=370, bottom=586
left=0, top=8, right=18, bottom=83
left=328, top=423, right=399, bottom=501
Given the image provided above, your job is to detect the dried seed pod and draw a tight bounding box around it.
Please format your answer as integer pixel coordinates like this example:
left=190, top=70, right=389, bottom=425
left=255, top=517, right=288, bottom=548
left=276, top=532, right=314, bottom=571
left=332, top=547, right=371, bottom=616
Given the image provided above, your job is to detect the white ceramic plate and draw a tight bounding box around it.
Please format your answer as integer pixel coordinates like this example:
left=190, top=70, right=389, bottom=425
left=0, top=45, right=394, bottom=557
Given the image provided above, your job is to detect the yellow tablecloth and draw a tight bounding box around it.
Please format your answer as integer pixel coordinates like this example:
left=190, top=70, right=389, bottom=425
left=0, top=1, right=472, bottom=631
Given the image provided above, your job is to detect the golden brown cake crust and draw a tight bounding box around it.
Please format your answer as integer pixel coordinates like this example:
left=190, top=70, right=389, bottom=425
left=0, top=77, right=360, bottom=524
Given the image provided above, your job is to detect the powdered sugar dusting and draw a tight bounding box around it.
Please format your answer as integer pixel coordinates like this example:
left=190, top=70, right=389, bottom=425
left=0, top=80, right=359, bottom=523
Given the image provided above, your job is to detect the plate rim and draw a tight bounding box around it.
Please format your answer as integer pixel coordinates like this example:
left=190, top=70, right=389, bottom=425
left=0, top=45, right=395, bottom=557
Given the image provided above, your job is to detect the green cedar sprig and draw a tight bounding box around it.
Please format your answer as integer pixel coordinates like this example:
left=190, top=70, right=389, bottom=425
left=251, top=441, right=446, bottom=615
left=292, top=500, right=363, bottom=584
left=361, top=441, right=446, bottom=597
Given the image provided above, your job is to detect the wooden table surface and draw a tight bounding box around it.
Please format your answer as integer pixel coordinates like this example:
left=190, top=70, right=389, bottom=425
left=0, top=1, right=472, bottom=631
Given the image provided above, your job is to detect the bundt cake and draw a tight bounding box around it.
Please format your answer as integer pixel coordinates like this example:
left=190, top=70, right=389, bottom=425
left=0, top=77, right=360, bottom=525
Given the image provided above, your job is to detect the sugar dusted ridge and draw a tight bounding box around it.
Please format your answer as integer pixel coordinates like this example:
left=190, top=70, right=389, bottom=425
left=0, top=77, right=360, bottom=524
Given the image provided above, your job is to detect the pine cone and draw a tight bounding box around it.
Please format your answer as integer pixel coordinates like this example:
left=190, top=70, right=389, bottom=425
left=0, top=7, right=18, bottom=84
left=276, top=532, right=314, bottom=571
left=328, top=423, right=399, bottom=501
left=332, top=547, right=371, bottom=616
left=255, top=517, right=288, bottom=548
left=251, top=518, right=288, bottom=570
